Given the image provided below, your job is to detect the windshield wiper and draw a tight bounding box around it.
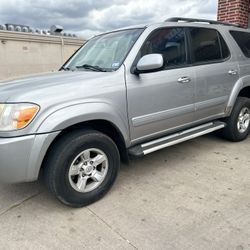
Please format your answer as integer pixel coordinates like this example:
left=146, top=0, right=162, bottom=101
left=61, top=66, right=73, bottom=71
left=76, top=64, right=107, bottom=72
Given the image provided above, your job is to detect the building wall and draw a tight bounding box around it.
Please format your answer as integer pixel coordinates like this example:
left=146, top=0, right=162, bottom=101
left=0, top=31, right=85, bottom=81
left=218, top=0, right=250, bottom=28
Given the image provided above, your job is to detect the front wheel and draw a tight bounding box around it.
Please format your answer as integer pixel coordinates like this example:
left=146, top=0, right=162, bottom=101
left=44, top=129, right=120, bottom=207
left=222, top=97, right=250, bottom=142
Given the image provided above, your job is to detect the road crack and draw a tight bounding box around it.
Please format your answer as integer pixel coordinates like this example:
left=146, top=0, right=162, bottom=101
left=87, top=207, right=138, bottom=250
left=0, top=191, right=42, bottom=217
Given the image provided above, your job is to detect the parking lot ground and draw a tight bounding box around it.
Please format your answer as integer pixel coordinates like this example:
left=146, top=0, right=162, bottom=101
left=0, top=134, right=250, bottom=250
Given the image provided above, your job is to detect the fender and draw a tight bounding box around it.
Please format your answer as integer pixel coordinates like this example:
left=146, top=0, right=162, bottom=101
left=36, top=102, right=130, bottom=146
left=226, top=75, right=250, bottom=115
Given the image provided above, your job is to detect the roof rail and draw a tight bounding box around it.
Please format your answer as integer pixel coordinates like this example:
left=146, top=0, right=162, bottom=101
left=165, top=17, right=243, bottom=28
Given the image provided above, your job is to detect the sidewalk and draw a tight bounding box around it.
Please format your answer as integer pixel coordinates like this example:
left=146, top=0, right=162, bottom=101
left=0, top=134, right=249, bottom=250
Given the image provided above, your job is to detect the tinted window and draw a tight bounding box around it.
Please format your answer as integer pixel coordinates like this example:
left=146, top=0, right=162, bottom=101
left=230, top=31, right=250, bottom=58
left=140, top=28, right=187, bottom=68
left=220, top=34, right=230, bottom=59
left=190, top=28, right=229, bottom=63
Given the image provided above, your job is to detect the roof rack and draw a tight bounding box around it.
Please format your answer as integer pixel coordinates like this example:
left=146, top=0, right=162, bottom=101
left=165, top=17, right=243, bottom=28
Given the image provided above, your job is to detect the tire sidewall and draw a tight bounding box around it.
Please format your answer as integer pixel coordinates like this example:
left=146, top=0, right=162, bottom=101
left=50, top=131, right=120, bottom=207
left=227, top=97, right=250, bottom=141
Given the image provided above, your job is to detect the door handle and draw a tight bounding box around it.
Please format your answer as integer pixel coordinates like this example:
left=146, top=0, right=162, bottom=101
left=177, top=76, right=191, bottom=84
left=228, top=69, right=238, bottom=75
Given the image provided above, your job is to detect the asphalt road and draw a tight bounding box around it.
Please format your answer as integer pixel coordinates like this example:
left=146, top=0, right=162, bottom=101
left=0, top=134, right=250, bottom=250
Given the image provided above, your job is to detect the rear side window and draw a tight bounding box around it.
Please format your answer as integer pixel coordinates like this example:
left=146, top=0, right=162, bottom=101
left=230, top=31, right=250, bottom=58
left=220, top=34, right=230, bottom=59
left=189, top=28, right=230, bottom=64
left=140, top=27, right=187, bottom=68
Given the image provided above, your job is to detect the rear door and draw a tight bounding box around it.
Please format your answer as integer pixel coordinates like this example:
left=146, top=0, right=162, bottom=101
left=188, top=27, right=239, bottom=121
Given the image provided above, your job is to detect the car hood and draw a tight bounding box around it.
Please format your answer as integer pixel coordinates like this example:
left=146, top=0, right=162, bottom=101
left=0, top=70, right=123, bottom=106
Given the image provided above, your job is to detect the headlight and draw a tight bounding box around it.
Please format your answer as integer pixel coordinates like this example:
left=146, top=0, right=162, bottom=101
left=0, top=103, right=39, bottom=131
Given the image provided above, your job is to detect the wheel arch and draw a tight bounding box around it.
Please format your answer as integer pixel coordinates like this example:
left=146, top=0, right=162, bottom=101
left=226, top=77, right=250, bottom=115
left=238, top=86, right=250, bottom=99
left=40, top=119, right=129, bottom=177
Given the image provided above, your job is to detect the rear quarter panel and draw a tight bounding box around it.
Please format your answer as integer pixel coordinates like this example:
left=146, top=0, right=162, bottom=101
left=222, top=27, right=250, bottom=110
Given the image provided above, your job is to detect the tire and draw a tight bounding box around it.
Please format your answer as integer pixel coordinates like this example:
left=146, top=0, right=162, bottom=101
left=44, top=129, right=120, bottom=207
left=222, top=97, right=250, bottom=142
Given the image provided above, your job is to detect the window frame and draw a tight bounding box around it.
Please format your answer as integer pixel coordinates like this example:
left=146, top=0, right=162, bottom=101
left=131, top=26, right=192, bottom=74
left=62, top=28, right=145, bottom=72
left=187, top=27, right=231, bottom=66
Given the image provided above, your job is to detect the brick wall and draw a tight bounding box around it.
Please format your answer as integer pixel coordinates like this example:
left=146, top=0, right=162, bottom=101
left=218, top=0, right=250, bottom=28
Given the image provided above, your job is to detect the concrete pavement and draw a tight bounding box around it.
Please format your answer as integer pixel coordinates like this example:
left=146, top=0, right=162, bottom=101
left=0, top=134, right=250, bottom=250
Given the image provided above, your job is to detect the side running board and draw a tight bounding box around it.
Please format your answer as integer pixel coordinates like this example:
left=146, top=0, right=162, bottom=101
left=129, top=121, right=226, bottom=157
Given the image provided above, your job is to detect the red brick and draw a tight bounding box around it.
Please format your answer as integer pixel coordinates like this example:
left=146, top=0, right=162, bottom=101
left=218, top=0, right=249, bottom=27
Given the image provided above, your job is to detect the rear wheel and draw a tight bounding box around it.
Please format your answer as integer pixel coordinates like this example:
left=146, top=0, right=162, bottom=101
left=44, top=129, right=120, bottom=207
left=222, top=97, right=250, bottom=142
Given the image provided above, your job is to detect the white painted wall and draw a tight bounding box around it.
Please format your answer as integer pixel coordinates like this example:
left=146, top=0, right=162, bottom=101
left=0, top=31, right=85, bottom=81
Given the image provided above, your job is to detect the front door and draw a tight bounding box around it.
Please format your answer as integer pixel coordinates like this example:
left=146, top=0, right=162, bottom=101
left=125, top=27, right=195, bottom=143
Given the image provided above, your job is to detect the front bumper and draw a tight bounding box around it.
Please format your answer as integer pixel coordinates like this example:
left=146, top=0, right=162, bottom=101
left=0, top=131, right=60, bottom=184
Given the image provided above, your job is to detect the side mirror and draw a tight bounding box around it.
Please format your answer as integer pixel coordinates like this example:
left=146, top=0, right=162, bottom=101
left=135, top=54, right=164, bottom=74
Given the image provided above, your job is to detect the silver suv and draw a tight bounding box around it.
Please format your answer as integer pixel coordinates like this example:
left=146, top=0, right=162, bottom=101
left=0, top=17, right=250, bottom=207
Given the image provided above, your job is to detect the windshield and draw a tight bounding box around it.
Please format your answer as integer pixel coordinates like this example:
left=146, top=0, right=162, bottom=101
left=64, top=29, right=143, bottom=72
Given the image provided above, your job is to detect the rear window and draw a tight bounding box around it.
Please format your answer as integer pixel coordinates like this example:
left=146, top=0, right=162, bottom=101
left=189, top=28, right=230, bottom=64
left=230, top=31, right=250, bottom=58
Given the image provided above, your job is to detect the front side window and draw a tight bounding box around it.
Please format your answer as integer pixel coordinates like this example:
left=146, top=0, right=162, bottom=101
left=189, top=28, right=230, bottom=63
left=230, top=31, right=250, bottom=58
left=65, top=29, right=143, bottom=72
left=139, top=27, right=187, bottom=68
